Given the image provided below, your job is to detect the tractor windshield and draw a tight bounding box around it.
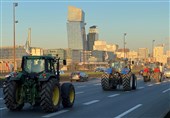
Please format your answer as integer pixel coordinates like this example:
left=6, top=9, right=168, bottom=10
left=24, top=58, right=45, bottom=73
left=112, top=62, right=125, bottom=70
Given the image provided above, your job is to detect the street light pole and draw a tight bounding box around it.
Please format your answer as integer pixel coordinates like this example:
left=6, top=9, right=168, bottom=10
left=13, top=3, right=18, bottom=71
left=124, top=33, right=127, bottom=58
left=152, top=40, right=155, bottom=58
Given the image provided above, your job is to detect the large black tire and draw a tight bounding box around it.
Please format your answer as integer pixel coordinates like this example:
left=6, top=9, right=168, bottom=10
left=143, top=76, right=148, bottom=82
left=4, top=81, right=24, bottom=111
left=122, top=73, right=131, bottom=91
left=61, top=83, right=75, bottom=108
left=132, top=74, right=137, bottom=90
left=40, top=79, right=60, bottom=112
left=79, top=77, right=85, bottom=82
left=101, top=73, right=111, bottom=91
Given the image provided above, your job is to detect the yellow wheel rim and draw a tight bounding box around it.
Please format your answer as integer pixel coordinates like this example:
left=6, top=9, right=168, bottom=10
left=69, top=87, right=75, bottom=103
left=52, top=86, right=60, bottom=106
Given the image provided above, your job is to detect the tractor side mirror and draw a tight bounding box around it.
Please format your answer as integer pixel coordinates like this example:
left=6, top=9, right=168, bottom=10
left=63, top=60, right=66, bottom=65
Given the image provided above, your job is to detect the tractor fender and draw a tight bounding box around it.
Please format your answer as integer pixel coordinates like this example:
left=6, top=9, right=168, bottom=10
left=105, top=68, right=113, bottom=74
left=38, top=73, right=56, bottom=81
left=9, top=72, right=23, bottom=81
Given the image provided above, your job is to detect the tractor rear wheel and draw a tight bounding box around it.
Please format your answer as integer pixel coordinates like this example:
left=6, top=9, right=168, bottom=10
left=40, top=79, right=60, bottom=112
left=4, top=81, right=24, bottom=111
left=101, top=73, right=111, bottom=90
left=61, top=83, right=75, bottom=108
left=122, top=73, right=131, bottom=91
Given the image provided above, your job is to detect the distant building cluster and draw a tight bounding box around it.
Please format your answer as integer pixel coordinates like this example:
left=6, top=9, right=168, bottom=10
left=0, top=6, right=169, bottom=72
left=0, top=46, right=43, bottom=72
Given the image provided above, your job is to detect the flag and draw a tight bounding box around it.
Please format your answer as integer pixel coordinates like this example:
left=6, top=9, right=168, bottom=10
left=104, top=51, right=109, bottom=61
left=24, top=38, right=31, bottom=55
left=5, top=62, right=9, bottom=71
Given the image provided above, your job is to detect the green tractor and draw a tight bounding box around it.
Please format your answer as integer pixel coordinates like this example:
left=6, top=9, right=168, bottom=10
left=101, top=60, right=137, bottom=91
left=3, top=56, right=75, bottom=112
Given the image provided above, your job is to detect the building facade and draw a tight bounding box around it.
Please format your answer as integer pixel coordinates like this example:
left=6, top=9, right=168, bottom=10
left=153, top=45, right=164, bottom=58
left=43, top=48, right=66, bottom=60
left=93, top=40, right=118, bottom=52
left=153, top=45, right=167, bottom=64
left=0, top=46, right=27, bottom=71
left=87, top=26, right=98, bottom=51
left=166, top=50, right=170, bottom=57
left=116, top=48, right=130, bottom=58
left=127, top=51, right=138, bottom=60
left=31, top=47, right=43, bottom=56
left=67, top=6, right=86, bottom=50
left=138, top=48, right=149, bottom=60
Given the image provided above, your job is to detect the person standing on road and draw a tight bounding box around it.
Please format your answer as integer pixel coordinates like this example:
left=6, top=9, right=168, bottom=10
left=159, top=63, right=164, bottom=80
left=159, top=63, right=163, bottom=73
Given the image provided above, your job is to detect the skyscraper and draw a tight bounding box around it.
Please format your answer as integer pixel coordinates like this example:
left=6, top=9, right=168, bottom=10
left=87, top=25, right=98, bottom=51
left=67, top=6, right=86, bottom=50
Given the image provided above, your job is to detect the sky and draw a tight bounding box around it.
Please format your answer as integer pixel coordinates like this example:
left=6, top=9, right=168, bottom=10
left=0, top=0, right=169, bottom=52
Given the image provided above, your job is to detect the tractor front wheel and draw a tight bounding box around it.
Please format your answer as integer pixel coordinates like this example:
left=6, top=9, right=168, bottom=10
left=61, top=83, right=75, bottom=108
left=132, top=74, right=137, bottom=90
left=40, top=79, right=60, bottom=112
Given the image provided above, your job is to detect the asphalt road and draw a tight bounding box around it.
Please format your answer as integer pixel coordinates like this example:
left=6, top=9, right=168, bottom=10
left=0, top=76, right=170, bottom=118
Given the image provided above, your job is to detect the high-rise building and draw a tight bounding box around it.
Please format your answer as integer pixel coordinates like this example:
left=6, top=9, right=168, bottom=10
left=138, top=48, right=149, bottom=59
left=67, top=6, right=86, bottom=50
left=87, top=26, right=98, bottom=51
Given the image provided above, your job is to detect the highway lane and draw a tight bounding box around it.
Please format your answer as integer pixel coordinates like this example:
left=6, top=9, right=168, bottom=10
left=0, top=76, right=170, bottom=118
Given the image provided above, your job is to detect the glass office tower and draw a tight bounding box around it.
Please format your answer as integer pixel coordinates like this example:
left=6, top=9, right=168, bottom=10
left=67, top=6, right=86, bottom=50
left=87, top=25, right=98, bottom=51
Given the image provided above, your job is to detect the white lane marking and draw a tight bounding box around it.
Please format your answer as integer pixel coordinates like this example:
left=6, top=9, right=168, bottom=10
left=114, top=104, right=142, bottom=118
left=0, top=98, right=3, bottom=100
left=138, top=87, right=144, bottom=89
left=42, top=110, right=69, bottom=118
left=108, top=94, right=120, bottom=98
left=77, top=85, right=86, bottom=88
left=0, top=107, right=7, bottom=110
left=75, top=91, right=84, bottom=95
left=83, top=100, right=100, bottom=105
left=162, top=88, right=170, bottom=93
left=155, top=82, right=161, bottom=85
left=148, top=84, right=153, bottom=87
left=94, top=83, right=101, bottom=86
left=162, top=81, right=167, bottom=83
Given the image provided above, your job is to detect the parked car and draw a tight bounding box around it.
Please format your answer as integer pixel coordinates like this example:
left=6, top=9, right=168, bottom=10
left=56, top=70, right=65, bottom=75
left=95, top=67, right=106, bottom=72
left=164, top=68, right=170, bottom=78
left=70, top=71, right=88, bottom=82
